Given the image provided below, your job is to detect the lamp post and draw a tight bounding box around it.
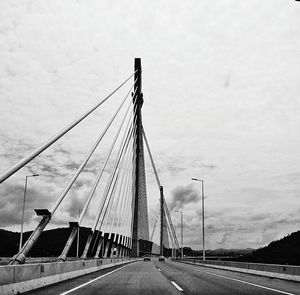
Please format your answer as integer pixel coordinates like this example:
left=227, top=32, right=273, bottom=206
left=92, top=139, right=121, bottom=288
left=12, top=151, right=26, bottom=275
left=192, top=178, right=205, bottom=261
left=19, top=174, right=39, bottom=252
left=175, top=210, right=183, bottom=259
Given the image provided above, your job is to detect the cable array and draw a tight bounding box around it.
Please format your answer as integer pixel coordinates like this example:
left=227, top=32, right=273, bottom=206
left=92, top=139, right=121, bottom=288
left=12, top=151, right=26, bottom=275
left=8, top=72, right=137, bottom=264
left=7, top=58, right=176, bottom=264
left=142, top=127, right=180, bottom=255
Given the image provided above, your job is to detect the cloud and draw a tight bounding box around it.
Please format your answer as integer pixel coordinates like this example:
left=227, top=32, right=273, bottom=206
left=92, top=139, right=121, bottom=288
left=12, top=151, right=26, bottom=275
left=169, top=184, right=200, bottom=211
left=1, top=0, right=300, bottom=251
left=65, top=191, right=85, bottom=219
left=218, top=232, right=232, bottom=245
left=0, top=180, right=57, bottom=226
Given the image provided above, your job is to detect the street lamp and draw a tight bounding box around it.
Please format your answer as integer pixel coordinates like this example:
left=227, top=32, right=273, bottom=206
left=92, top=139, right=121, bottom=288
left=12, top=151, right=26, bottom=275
left=192, top=178, right=205, bottom=261
left=19, top=174, right=39, bottom=252
left=175, top=210, right=183, bottom=259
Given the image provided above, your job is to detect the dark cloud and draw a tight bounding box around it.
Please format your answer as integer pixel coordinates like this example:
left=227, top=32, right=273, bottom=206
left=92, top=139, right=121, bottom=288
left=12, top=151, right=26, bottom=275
left=0, top=181, right=57, bottom=227
left=0, top=135, right=37, bottom=164
left=218, top=232, right=232, bottom=245
left=224, top=74, right=231, bottom=88
left=166, top=164, right=186, bottom=175
left=189, top=158, right=217, bottom=171
left=249, top=213, right=270, bottom=221
left=202, top=164, right=217, bottom=170
left=65, top=192, right=84, bottom=219
left=72, top=174, right=94, bottom=190
left=169, top=184, right=200, bottom=211
left=64, top=160, right=80, bottom=171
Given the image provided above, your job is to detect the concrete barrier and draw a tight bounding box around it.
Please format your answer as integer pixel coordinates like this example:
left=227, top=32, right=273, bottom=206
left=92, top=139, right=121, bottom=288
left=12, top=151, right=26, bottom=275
left=0, top=258, right=137, bottom=295
left=173, top=259, right=300, bottom=282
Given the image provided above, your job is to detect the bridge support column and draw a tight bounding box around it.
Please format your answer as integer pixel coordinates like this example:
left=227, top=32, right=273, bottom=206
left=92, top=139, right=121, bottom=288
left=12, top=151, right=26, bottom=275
left=81, top=231, right=93, bottom=259
left=127, top=237, right=131, bottom=257
left=122, top=237, right=127, bottom=257
left=104, top=233, right=115, bottom=258
left=109, top=233, right=117, bottom=257
left=9, top=212, right=51, bottom=265
left=57, top=222, right=78, bottom=262
left=94, top=234, right=104, bottom=258
left=119, top=236, right=125, bottom=257
left=89, top=230, right=101, bottom=257
left=116, top=235, right=122, bottom=257
left=112, top=234, right=119, bottom=257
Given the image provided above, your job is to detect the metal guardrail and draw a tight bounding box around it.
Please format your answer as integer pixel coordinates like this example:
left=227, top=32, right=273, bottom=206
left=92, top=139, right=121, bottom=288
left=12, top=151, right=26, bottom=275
left=0, top=257, right=137, bottom=295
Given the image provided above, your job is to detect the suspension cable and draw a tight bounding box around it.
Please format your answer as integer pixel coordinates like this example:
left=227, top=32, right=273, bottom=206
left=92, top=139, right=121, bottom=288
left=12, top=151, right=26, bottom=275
left=78, top=99, right=134, bottom=224
left=0, top=73, right=136, bottom=184
left=98, top=127, right=133, bottom=233
left=115, top=151, right=132, bottom=235
left=143, top=126, right=180, bottom=249
left=91, top=118, right=133, bottom=233
left=51, top=86, right=133, bottom=214
left=142, top=127, right=161, bottom=189
left=92, top=125, right=133, bottom=232
left=108, top=146, right=132, bottom=236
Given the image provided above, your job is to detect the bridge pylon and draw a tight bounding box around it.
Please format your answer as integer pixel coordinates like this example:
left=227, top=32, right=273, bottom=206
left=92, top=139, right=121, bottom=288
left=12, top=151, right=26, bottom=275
left=131, top=58, right=150, bottom=257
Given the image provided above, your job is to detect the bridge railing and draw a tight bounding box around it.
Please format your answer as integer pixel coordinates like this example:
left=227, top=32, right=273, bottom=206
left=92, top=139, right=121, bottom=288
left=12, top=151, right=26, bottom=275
left=0, top=257, right=138, bottom=295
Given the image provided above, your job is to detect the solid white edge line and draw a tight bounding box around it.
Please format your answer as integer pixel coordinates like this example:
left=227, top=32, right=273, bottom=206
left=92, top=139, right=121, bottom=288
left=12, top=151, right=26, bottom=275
left=169, top=261, right=296, bottom=295
left=171, top=281, right=184, bottom=292
left=59, top=264, right=129, bottom=295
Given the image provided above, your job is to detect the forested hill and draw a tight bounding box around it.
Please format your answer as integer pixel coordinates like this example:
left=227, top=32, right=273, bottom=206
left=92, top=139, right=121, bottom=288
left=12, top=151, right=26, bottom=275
left=239, top=231, right=300, bottom=265
left=0, top=227, right=92, bottom=257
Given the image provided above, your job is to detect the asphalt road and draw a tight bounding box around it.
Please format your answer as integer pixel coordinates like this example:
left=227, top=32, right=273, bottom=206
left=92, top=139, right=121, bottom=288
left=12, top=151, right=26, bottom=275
left=27, top=259, right=300, bottom=295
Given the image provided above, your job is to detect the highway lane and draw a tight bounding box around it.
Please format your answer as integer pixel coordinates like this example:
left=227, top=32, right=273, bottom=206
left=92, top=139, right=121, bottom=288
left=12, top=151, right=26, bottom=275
left=27, top=259, right=300, bottom=295
left=155, top=260, right=300, bottom=295
left=28, top=260, right=181, bottom=295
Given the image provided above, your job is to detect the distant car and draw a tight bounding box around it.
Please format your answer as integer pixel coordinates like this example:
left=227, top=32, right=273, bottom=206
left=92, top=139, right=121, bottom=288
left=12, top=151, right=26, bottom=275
left=159, top=256, right=165, bottom=261
left=143, top=255, right=151, bottom=261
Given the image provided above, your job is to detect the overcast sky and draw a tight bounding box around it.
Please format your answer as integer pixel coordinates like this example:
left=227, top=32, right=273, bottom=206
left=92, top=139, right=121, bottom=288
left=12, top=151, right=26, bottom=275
left=0, top=0, right=300, bottom=250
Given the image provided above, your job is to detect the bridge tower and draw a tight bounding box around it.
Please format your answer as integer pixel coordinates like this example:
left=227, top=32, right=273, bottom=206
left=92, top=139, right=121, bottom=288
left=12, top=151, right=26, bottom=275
left=131, top=58, right=150, bottom=257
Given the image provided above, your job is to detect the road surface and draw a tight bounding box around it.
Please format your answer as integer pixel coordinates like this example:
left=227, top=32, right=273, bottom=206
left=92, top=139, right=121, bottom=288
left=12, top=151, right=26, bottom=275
left=28, top=259, right=300, bottom=294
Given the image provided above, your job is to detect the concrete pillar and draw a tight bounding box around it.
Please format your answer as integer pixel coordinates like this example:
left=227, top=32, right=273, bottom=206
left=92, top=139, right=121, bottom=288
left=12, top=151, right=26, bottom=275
left=104, top=233, right=115, bottom=258
left=119, top=236, right=125, bottom=257
left=94, top=231, right=103, bottom=258
left=81, top=233, right=93, bottom=259
left=125, top=237, right=129, bottom=257
left=113, top=234, right=119, bottom=257
left=103, top=234, right=110, bottom=258
left=109, top=233, right=117, bottom=258
left=116, top=235, right=122, bottom=257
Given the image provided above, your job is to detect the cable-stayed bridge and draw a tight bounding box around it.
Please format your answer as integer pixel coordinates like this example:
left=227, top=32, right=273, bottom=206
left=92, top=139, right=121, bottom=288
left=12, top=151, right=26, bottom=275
left=1, top=59, right=299, bottom=295
left=0, top=58, right=178, bottom=266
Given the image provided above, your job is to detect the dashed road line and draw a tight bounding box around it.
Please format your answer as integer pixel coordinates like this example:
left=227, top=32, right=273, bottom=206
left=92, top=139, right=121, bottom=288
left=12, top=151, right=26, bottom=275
left=59, top=264, right=129, bottom=295
left=171, top=281, right=184, bottom=292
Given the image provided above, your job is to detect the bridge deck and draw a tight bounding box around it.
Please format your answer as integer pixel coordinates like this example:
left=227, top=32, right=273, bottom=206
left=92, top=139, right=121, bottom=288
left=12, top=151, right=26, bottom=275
left=27, top=259, right=300, bottom=295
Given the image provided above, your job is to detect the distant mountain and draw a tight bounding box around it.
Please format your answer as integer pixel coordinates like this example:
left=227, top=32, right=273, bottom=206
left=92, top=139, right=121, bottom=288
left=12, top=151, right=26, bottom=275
left=183, top=247, right=254, bottom=258
left=0, top=227, right=92, bottom=258
left=206, top=248, right=254, bottom=256
left=238, top=231, right=300, bottom=266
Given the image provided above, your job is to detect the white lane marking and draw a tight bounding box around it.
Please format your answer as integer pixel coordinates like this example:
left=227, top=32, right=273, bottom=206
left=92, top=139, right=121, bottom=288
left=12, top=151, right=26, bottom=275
left=59, top=264, right=129, bottom=295
left=158, top=268, right=161, bottom=272
left=171, top=281, right=184, bottom=292
left=169, top=261, right=296, bottom=295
